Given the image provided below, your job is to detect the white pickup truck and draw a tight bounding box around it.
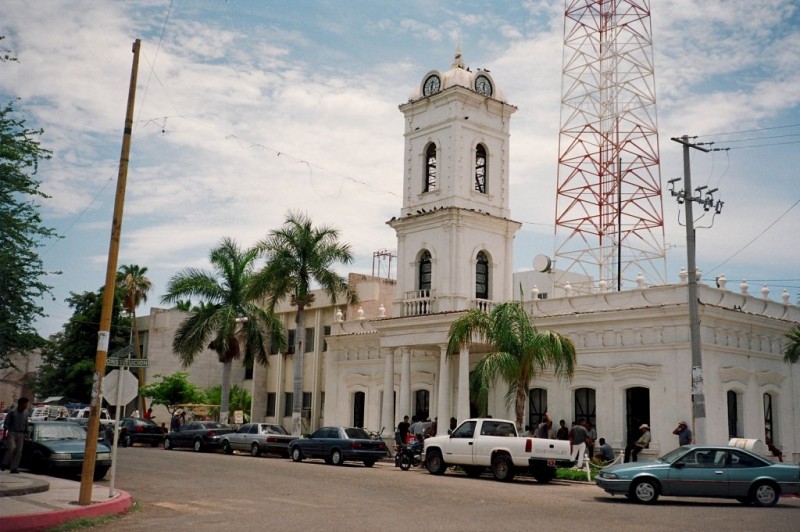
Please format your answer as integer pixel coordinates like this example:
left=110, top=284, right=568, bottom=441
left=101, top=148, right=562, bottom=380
left=423, top=418, right=572, bottom=483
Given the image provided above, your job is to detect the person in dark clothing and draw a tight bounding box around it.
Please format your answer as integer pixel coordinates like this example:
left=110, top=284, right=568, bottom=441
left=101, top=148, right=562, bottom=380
left=2, top=397, right=31, bottom=474
left=397, top=415, right=411, bottom=445
left=556, top=419, right=569, bottom=440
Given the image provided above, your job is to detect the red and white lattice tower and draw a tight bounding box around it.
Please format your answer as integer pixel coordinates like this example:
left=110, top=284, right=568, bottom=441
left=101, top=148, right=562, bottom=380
left=554, top=0, right=666, bottom=292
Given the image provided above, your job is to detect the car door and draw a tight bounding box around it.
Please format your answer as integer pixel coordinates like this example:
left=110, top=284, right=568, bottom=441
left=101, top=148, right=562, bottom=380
left=230, top=424, right=250, bottom=450
left=727, top=449, right=770, bottom=498
left=666, top=448, right=728, bottom=497
left=304, top=428, right=329, bottom=457
left=446, top=421, right=477, bottom=465
left=319, top=427, right=341, bottom=456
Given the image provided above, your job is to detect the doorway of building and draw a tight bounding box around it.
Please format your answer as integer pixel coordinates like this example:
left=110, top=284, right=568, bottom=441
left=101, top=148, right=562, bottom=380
left=414, top=389, right=429, bottom=421
left=353, top=391, right=365, bottom=428
left=625, top=387, right=650, bottom=444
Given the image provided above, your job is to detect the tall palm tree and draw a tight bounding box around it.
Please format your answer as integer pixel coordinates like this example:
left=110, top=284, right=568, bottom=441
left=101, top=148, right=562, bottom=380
left=784, top=324, right=800, bottom=364
left=161, top=238, right=286, bottom=423
left=116, top=264, right=152, bottom=412
left=447, top=301, right=576, bottom=430
left=250, top=211, right=358, bottom=435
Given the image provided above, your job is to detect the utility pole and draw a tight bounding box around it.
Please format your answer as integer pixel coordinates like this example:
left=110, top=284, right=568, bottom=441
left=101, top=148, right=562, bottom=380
left=79, top=39, right=140, bottom=505
left=669, top=135, right=724, bottom=445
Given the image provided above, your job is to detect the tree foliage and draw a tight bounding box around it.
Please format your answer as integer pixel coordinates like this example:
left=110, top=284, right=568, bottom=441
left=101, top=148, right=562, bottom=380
left=447, top=301, right=576, bottom=429
left=204, top=384, right=251, bottom=422
left=249, top=211, right=357, bottom=434
left=784, top=324, right=800, bottom=364
left=140, top=372, right=206, bottom=415
left=0, top=86, right=59, bottom=367
left=33, top=289, right=130, bottom=402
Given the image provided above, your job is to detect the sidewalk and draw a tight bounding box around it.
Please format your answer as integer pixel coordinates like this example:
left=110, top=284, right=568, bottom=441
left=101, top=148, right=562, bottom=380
left=0, top=472, right=132, bottom=532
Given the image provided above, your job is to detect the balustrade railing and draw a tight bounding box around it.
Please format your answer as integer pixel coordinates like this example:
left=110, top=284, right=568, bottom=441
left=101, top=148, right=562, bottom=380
left=403, top=289, right=435, bottom=316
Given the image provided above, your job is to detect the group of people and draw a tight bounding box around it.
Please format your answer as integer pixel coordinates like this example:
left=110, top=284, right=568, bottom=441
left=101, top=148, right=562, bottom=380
left=395, top=414, right=449, bottom=446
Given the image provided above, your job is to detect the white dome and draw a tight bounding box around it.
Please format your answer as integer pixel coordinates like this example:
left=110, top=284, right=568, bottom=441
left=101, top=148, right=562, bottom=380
left=409, top=48, right=506, bottom=102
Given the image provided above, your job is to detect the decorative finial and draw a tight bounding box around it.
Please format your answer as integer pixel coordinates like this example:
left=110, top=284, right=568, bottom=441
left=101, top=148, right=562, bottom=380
left=739, top=279, right=749, bottom=294
left=636, top=272, right=646, bottom=289
left=564, top=281, right=573, bottom=296
left=679, top=267, right=688, bottom=284
left=451, top=38, right=464, bottom=69
left=598, top=279, right=608, bottom=293
left=378, top=303, right=386, bottom=318
left=760, top=285, right=770, bottom=300
left=335, top=307, right=343, bottom=322
left=531, top=285, right=539, bottom=300
left=357, top=306, right=365, bottom=320
left=782, top=289, right=790, bottom=304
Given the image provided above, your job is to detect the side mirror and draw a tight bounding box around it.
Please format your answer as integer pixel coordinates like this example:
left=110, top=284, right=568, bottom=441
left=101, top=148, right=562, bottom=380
left=673, top=461, right=685, bottom=469
left=448, top=430, right=453, bottom=437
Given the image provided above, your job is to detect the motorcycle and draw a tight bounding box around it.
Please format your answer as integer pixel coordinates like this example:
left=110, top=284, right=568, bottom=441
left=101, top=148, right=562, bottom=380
left=396, top=438, right=424, bottom=471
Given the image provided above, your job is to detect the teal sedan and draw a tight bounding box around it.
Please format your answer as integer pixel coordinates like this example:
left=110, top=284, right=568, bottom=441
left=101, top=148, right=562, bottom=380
left=596, top=445, right=800, bottom=507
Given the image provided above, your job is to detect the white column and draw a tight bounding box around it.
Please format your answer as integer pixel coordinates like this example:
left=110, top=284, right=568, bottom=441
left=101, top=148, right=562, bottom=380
left=399, top=348, right=411, bottom=419
left=457, top=346, right=470, bottom=423
left=436, top=345, right=450, bottom=430
left=381, top=349, right=395, bottom=432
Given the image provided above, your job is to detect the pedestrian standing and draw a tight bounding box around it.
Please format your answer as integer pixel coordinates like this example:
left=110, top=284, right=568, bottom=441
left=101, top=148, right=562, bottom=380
left=672, top=421, right=693, bottom=446
left=1, top=397, right=31, bottom=474
left=569, top=418, right=590, bottom=469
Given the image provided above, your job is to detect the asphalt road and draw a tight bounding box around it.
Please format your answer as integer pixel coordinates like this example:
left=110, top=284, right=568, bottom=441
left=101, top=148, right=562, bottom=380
left=86, top=445, right=799, bottom=532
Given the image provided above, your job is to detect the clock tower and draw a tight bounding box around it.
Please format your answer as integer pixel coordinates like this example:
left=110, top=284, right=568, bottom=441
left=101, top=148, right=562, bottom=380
left=389, top=49, right=520, bottom=315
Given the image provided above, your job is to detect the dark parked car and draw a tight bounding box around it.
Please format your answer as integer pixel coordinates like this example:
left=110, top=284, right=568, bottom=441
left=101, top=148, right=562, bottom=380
left=163, top=421, right=234, bottom=452
left=119, top=417, right=164, bottom=447
left=289, top=426, right=387, bottom=467
left=596, top=444, right=800, bottom=506
left=0, top=421, right=111, bottom=481
left=221, top=423, right=296, bottom=457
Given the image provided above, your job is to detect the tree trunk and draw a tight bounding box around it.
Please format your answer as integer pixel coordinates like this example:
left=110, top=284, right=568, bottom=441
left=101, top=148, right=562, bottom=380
left=291, top=307, right=305, bottom=436
left=220, top=359, right=232, bottom=424
left=515, top=383, right=526, bottom=431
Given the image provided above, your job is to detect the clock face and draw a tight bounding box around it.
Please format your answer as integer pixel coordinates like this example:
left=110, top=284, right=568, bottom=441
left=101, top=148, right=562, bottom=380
left=475, top=75, right=493, bottom=97
left=423, top=74, right=441, bottom=96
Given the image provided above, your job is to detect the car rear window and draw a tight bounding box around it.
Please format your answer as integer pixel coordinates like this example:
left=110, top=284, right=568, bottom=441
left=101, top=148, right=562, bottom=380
left=344, top=428, right=370, bottom=440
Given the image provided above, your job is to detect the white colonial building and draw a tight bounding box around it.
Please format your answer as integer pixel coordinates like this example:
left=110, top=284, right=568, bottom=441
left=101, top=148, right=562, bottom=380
left=138, top=52, right=799, bottom=461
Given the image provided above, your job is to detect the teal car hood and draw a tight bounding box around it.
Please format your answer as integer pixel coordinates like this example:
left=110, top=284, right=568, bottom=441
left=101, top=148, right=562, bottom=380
left=603, top=460, right=669, bottom=475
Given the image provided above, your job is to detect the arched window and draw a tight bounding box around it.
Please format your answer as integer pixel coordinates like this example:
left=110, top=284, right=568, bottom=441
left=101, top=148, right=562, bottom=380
left=418, top=250, right=432, bottom=293
left=424, top=143, right=437, bottom=192
left=475, top=251, right=489, bottom=299
left=475, top=144, right=487, bottom=193
left=764, top=392, right=776, bottom=443
left=575, top=388, right=596, bottom=429
left=528, top=388, right=547, bottom=430
left=414, top=390, right=430, bottom=421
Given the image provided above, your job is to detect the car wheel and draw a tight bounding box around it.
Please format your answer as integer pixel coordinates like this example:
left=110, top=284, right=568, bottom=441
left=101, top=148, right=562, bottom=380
left=193, top=439, right=203, bottom=452
left=751, top=481, right=779, bottom=507
left=222, top=441, right=233, bottom=455
left=463, top=466, right=482, bottom=478
left=631, top=478, right=660, bottom=504
left=331, top=449, right=344, bottom=466
left=399, top=454, right=413, bottom=471
left=251, top=443, right=261, bottom=457
left=291, top=447, right=303, bottom=462
left=363, top=460, right=376, bottom=468
left=163, top=437, right=172, bottom=450
left=93, top=467, right=109, bottom=481
left=425, top=450, right=447, bottom=475
left=491, top=455, right=515, bottom=482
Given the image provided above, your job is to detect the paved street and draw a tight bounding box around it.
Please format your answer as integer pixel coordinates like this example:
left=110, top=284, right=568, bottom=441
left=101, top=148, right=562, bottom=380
left=86, top=445, right=799, bottom=532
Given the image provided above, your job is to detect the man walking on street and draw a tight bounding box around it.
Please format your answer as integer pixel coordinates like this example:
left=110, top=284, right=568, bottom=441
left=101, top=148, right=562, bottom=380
left=2, top=397, right=31, bottom=474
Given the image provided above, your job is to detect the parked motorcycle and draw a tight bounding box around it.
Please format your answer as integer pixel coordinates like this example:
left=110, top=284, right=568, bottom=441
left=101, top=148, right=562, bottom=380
left=397, top=439, right=424, bottom=470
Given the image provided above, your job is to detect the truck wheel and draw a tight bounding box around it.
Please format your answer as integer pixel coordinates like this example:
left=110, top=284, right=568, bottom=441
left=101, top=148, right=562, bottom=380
left=531, top=463, right=556, bottom=484
left=425, top=450, right=447, bottom=475
left=399, top=454, right=413, bottom=471
left=491, top=455, right=515, bottom=482
left=251, top=443, right=261, bottom=457
left=363, top=460, right=376, bottom=468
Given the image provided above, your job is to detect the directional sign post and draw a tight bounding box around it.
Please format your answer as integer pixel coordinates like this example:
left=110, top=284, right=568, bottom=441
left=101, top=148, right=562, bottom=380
left=107, top=358, right=149, bottom=367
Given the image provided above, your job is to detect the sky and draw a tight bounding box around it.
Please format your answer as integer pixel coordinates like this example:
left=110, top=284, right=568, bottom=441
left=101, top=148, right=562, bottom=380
left=1, top=0, right=798, bottom=338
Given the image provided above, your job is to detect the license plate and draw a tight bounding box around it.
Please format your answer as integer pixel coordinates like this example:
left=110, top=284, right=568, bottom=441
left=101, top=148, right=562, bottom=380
left=547, top=459, right=556, bottom=467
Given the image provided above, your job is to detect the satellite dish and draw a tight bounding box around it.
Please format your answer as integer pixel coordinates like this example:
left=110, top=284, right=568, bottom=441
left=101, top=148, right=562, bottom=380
left=533, top=254, right=552, bottom=273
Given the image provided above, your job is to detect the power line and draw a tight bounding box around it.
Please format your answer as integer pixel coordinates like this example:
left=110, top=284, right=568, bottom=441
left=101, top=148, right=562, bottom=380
left=710, top=198, right=800, bottom=272
left=695, top=123, right=800, bottom=138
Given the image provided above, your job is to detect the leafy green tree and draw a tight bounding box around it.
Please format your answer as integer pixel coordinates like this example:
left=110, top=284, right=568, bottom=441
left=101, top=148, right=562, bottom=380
left=34, top=289, right=129, bottom=402
left=0, top=55, right=59, bottom=367
left=784, top=324, right=800, bottom=364
left=447, top=301, right=576, bottom=429
left=250, top=211, right=358, bottom=435
left=140, top=372, right=205, bottom=416
left=205, top=384, right=251, bottom=423
left=161, top=237, right=286, bottom=423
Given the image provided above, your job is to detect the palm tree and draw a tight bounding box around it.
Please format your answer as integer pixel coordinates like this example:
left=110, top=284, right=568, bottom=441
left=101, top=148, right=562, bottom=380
left=250, top=211, right=358, bottom=435
left=116, top=264, right=152, bottom=412
left=447, top=301, right=576, bottom=430
left=174, top=300, right=192, bottom=311
left=784, top=324, right=800, bottom=364
left=161, top=238, right=286, bottom=423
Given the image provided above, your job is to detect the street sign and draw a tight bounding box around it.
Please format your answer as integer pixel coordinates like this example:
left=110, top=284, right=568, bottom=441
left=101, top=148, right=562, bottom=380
left=107, top=357, right=149, bottom=367
left=103, top=369, right=139, bottom=406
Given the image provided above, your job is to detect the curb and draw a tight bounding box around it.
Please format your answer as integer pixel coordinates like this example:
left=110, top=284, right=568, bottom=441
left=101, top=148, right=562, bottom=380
left=0, top=478, right=50, bottom=498
left=0, top=489, right=133, bottom=532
